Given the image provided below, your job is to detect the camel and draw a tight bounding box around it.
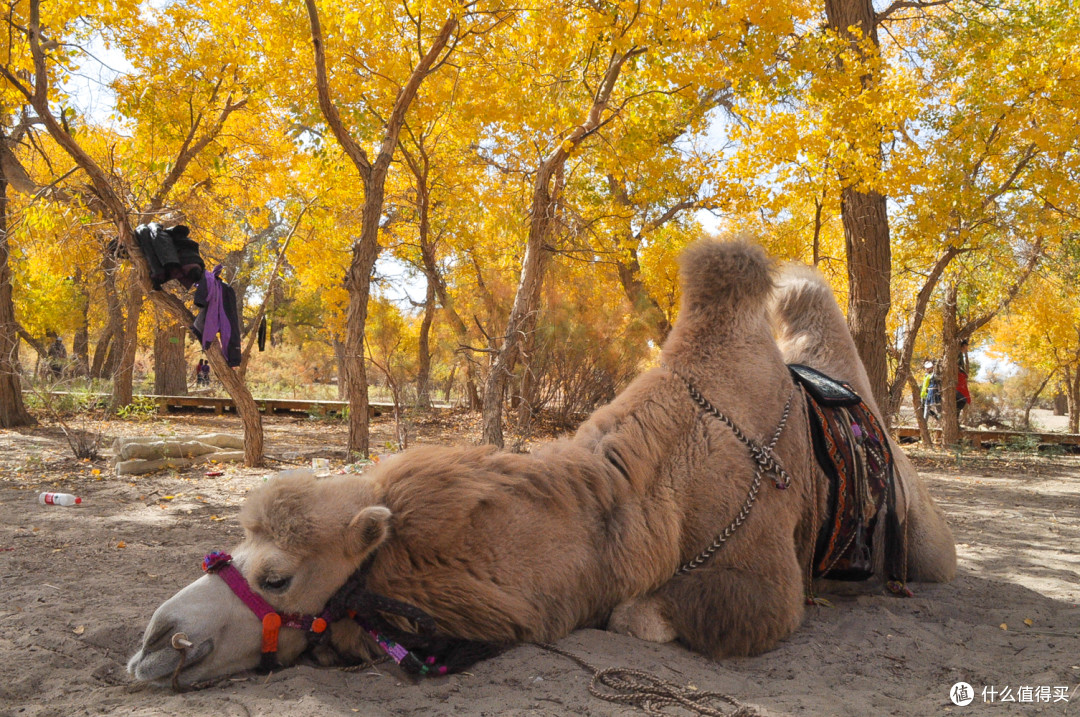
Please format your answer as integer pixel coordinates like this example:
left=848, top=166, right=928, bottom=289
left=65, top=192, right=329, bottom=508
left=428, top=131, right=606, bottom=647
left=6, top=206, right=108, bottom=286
left=128, top=239, right=956, bottom=687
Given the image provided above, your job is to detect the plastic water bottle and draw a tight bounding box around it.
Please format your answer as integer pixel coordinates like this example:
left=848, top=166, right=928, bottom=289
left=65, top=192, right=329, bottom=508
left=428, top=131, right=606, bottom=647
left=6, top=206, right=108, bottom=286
left=38, top=492, right=82, bottom=506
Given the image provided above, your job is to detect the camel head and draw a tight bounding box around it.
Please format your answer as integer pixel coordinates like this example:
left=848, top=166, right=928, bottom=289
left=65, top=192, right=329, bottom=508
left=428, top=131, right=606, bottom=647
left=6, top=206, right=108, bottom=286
left=128, top=470, right=391, bottom=686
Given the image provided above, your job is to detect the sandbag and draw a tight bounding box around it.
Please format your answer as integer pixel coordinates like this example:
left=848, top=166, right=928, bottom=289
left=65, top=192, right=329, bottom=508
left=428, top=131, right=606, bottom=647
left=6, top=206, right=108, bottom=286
left=119, top=440, right=219, bottom=461
left=207, top=450, right=244, bottom=463
left=115, top=457, right=194, bottom=475
left=191, top=433, right=244, bottom=450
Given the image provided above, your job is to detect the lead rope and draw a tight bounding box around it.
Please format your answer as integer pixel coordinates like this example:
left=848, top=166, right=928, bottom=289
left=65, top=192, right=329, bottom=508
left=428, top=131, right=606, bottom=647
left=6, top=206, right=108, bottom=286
left=665, top=364, right=795, bottom=490
left=536, top=643, right=765, bottom=717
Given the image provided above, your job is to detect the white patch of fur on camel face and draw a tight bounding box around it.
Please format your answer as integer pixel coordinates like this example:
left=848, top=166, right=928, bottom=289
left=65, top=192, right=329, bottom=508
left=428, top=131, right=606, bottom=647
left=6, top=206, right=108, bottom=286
left=129, top=238, right=956, bottom=686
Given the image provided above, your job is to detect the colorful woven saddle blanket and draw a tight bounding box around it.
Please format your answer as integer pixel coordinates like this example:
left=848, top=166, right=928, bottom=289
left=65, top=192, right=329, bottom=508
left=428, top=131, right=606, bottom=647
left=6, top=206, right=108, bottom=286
left=789, top=364, right=907, bottom=585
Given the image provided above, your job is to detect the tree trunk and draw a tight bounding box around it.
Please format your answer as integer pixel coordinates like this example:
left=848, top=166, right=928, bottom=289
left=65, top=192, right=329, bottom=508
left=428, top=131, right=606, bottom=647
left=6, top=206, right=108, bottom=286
left=97, top=250, right=125, bottom=380
left=615, top=248, right=672, bottom=344
left=481, top=157, right=561, bottom=446
left=442, top=364, right=456, bottom=403
left=515, top=333, right=539, bottom=435
left=464, top=366, right=481, bottom=410
left=139, top=281, right=264, bottom=467
left=825, top=0, right=892, bottom=409
left=102, top=332, right=122, bottom=381
left=305, top=1, right=458, bottom=457
left=480, top=48, right=642, bottom=447
left=342, top=228, right=380, bottom=458
left=153, top=312, right=188, bottom=396
left=1021, top=372, right=1052, bottom=430
left=402, top=142, right=437, bottom=412
left=0, top=171, right=33, bottom=427
left=605, top=176, right=675, bottom=344
left=1053, top=391, right=1067, bottom=416
left=1068, top=367, right=1080, bottom=435
left=481, top=211, right=552, bottom=447
left=840, top=187, right=891, bottom=410
left=333, top=338, right=348, bottom=400
left=65, top=269, right=90, bottom=378
left=205, top=336, right=263, bottom=463
left=1067, top=369, right=1075, bottom=431
left=415, top=278, right=435, bottom=409
left=110, top=278, right=143, bottom=413
left=90, top=326, right=112, bottom=379
left=940, top=284, right=962, bottom=446
left=17, top=1, right=263, bottom=465
left=884, top=247, right=961, bottom=419
left=72, top=295, right=90, bottom=378
left=420, top=244, right=479, bottom=411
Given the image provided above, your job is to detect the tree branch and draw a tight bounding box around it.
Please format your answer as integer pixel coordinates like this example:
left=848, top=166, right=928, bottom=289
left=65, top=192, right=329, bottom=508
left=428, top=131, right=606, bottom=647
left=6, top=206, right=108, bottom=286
left=146, top=81, right=248, bottom=214
left=958, top=239, right=1044, bottom=341
left=15, top=323, right=47, bottom=357
left=238, top=204, right=311, bottom=370
left=886, top=245, right=968, bottom=411
left=373, top=16, right=459, bottom=177
left=876, top=0, right=952, bottom=22
left=304, top=0, right=373, bottom=181
left=978, top=143, right=1039, bottom=213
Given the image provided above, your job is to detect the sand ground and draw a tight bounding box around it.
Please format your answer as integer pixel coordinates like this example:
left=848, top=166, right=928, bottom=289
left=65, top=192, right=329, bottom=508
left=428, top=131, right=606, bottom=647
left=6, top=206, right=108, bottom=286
left=1, top=413, right=1078, bottom=716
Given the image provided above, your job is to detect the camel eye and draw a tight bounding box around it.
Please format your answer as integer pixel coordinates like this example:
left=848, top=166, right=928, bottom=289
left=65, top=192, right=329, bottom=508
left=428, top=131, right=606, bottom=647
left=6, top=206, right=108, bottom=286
left=261, top=575, right=292, bottom=592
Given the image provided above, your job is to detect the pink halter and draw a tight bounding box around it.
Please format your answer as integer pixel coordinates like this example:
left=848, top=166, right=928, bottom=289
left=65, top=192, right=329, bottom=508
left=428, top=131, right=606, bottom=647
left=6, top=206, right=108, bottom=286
left=202, top=551, right=328, bottom=671
left=201, top=550, right=486, bottom=676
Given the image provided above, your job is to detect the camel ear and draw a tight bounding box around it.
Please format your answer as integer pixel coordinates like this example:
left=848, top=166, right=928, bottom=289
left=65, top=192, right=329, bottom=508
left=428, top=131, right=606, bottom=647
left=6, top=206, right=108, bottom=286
left=345, top=505, right=392, bottom=559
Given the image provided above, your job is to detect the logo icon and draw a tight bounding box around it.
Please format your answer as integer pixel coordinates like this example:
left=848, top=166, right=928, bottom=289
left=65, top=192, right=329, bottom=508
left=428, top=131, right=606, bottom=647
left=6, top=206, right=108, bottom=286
left=951, top=682, right=975, bottom=706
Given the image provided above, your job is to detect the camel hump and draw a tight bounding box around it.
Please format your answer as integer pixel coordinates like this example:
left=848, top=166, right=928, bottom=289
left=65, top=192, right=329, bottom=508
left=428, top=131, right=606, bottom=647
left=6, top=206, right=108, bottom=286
left=770, top=262, right=839, bottom=343
left=678, top=238, right=775, bottom=316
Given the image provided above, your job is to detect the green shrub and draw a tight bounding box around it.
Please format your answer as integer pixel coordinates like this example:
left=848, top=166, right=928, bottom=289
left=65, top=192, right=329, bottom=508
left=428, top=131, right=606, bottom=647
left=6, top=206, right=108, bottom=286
left=115, top=395, right=159, bottom=421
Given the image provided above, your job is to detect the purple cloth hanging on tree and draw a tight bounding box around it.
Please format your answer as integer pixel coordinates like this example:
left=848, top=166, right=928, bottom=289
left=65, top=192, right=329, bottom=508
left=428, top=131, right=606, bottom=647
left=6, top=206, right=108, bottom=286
left=202, top=266, right=230, bottom=353
left=191, top=265, right=241, bottom=367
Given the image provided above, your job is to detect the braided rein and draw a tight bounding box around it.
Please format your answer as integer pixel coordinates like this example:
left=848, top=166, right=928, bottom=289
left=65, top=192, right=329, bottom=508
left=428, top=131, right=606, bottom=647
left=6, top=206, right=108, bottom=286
left=664, top=364, right=796, bottom=576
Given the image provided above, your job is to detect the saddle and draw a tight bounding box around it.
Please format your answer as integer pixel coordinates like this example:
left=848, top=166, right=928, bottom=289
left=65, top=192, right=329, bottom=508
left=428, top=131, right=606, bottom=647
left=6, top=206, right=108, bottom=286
left=788, top=364, right=908, bottom=589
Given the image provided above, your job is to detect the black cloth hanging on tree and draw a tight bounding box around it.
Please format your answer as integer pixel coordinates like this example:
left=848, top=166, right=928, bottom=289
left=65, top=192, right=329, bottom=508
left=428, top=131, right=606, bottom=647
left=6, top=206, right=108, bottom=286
left=134, top=223, right=205, bottom=290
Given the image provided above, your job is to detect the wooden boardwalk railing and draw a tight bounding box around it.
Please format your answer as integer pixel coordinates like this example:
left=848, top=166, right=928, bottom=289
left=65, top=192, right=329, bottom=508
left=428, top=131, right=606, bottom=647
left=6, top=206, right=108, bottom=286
left=23, top=391, right=1080, bottom=447
left=24, top=391, right=453, bottom=417
left=894, top=426, right=1080, bottom=448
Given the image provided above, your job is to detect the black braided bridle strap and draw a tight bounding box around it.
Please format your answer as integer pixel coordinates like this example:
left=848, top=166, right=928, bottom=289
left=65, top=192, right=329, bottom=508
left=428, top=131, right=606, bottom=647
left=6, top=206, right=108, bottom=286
left=663, top=364, right=797, bottom=576
left=324, top=564, right=507, bottom=675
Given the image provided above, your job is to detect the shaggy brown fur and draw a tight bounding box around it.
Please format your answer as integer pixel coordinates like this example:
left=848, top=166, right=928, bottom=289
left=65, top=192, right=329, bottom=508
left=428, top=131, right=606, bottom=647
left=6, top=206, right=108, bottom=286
left=130, top=239, right=956, bottom=684
left=241, top=241, right=835, bottom=660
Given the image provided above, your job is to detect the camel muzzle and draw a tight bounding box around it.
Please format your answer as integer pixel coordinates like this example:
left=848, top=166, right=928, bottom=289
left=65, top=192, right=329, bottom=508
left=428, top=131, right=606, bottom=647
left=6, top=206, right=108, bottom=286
left=128, top=629, right=214, bottom=685
left=200, top=551, right=330, bottom=673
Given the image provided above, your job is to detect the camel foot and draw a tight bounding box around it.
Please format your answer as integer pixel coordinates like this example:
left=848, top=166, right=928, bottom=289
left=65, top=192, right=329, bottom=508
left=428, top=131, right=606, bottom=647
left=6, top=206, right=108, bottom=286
left=608, top=595, right=677, bottom=643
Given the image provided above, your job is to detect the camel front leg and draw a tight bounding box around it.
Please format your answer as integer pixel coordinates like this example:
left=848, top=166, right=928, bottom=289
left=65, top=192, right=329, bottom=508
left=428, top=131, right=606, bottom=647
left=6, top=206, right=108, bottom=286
left=617, top=541, right=806, bottom=659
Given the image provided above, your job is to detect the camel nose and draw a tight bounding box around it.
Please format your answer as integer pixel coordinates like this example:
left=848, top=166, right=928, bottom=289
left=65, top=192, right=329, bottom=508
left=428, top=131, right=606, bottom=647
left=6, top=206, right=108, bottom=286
left=142, top=619, right=176, bottom=653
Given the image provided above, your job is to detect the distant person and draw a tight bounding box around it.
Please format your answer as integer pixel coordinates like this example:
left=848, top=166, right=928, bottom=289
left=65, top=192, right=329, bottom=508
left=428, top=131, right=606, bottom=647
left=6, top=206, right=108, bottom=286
left=46, top=333, right=67, bottom=379
left=194, top=358, right=211, bottom=387
left=921, top=360, right=941, bottom=420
